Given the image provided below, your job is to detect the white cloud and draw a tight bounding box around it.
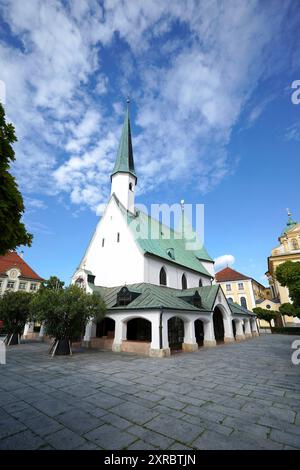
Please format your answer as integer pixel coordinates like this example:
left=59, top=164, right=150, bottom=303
left=214, top=254, right=235, bottom=270
left=0, top=0, right=294, bottom=212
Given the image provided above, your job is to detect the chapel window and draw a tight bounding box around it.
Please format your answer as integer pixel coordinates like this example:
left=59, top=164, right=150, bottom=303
left=182, top=274, right=187, bottom=290
left=159, top=267, right=167, bottom=286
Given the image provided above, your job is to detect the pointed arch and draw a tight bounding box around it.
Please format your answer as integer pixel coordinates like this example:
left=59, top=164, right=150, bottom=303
left=181, top=273, right=187, bottom=290
left=159, top=267, right=167, bottom=286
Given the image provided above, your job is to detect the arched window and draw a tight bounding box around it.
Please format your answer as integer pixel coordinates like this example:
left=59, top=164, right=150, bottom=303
left=181, top=274, right=187, bottom=290
left=199, top=278, right=203, bottom=287
left=292, top=239, right=298, bottom=250
left=159, top=267, right=167, bottom=286
left=240, top=297, right=247, bottom=309
left=228, top=297, right=233, bottom=302
left=129, top=182, right=133, bottom=191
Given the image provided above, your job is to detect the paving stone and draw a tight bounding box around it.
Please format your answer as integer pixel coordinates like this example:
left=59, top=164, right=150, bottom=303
left=127, top=439, right=158, bottom=450
left=45, top=428, right=88, bottom=450
left=101, top=413, right=133, bottom=430
left=145, top=415, right=203, bottom=445
left=127, top=424, right=174, bottom=448
left=0, top=430, right=45, bottom=450
left=56, top=409, right=102, bottom=434
left=110, top=402, right=159, bottom=425
left=1, top=335, right=300, bottom=450
left=0, top=416, right=27, bottom=439
left=85, top=424, right=137, bottom=450
left=270, top=429, right=300, bottom=448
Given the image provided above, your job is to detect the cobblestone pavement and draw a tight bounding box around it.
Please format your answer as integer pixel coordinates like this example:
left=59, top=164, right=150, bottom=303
left=0, top=334, right=300, bottom=450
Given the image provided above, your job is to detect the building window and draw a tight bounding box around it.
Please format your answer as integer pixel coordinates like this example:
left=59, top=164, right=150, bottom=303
left=19, top=282, right=26, bottom=290
left=292, top=239, right=298, bottom=250
left=117, top=233, right=120, bottom=243
left=228, top=297, right=233, bottom=302
left=30, top=283, right=37, bottom=291
left=159, top=267, right=167, bottom=286
left=7, top=281, right=15, bottom=290
left=240, top=297, right=247, bottom=309
left=199, top=278, right=203, bottom=287
left=182, top=274, right=187, bottom=290
left=226, top=284, right=231, bottom=291
left=102, top=238, right=105, bottom=247
left=0, top=280, right=2, bottom=290
left=266, top=304, right=271, bottom=309
left=129, top=182, right=133, bottom=191
left=238, top=282, right=244, bottom=290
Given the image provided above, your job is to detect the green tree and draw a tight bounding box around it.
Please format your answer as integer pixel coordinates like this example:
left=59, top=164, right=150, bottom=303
left=253, top=307, right=279, bottom=328
left=276, top=261, right=300, bottom=308
left=0, top=103, right=33, bottom=255
left=279, top=302, right=300, bottom=320
left=30, top=285, right=106, bottom=355
left=0, top=291, right=31, bottom=345
left=40, top=276, right=65, bottom=291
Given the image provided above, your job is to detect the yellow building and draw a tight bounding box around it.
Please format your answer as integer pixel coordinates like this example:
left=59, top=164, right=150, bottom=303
left=215, top=267, right=279, bottom=328
left=215, top=266, right=269, bottom=310
left=266, top=210, right=300, bottom=326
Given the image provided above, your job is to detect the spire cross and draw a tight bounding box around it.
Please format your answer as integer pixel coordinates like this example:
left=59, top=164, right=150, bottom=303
left=286, top=208, right=292, bottom=218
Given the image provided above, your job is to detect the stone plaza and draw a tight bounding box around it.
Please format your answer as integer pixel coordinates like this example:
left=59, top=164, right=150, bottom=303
left=0, top=334, right=300, bottom=450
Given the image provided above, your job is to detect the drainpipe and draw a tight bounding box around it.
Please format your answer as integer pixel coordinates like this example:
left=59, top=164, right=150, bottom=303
left=159, top=306, right=163, bottom=350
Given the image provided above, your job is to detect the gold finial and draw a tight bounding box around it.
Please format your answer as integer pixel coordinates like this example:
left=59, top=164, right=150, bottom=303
left=287, top=208, right=292, bottom=218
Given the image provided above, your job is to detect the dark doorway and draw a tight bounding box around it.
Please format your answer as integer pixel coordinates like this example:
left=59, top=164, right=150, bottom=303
left=213, top=307, right=225, bottom=343
left=127, top=318, right=151, bottom=342
left=168, top=317, right=184, bottom=351
left=96, top=318, right=115, bottom=338
left=232, top=320, right=236, bottom=338
left=195, top=320, right=204, bottom=346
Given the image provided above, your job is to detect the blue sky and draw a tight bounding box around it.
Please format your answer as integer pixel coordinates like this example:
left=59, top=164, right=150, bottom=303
left=0, top=0, right=300, bottom=285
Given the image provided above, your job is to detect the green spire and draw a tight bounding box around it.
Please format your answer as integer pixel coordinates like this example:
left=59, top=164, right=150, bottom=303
left=281, top=209, right=297, bottom=235
left=111, top=100, right=136, bottom=181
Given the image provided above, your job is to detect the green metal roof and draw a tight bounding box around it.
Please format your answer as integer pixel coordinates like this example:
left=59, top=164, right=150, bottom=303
left=111, top=106, right=136, bottom=180
left=111, top=194, right=213, bottom=277
left=228, top=300, right=255, bottom=317
left=281, top=216, right=297, bottom=235
left=90, top=282, right=219, bottom=312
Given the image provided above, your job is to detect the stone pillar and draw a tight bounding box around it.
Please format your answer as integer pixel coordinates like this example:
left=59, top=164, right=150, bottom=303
left=235, top=319, right=246, bottom=341
left=251, top=318, right=259, bottom=337
left=39, top=322, right=45, bottom=338
left=244, top=319, right=252, bottom=338
left=149, top=313, right=170, bottom=357
left=203, top=320, right=216, bottom=347
left=182, top=320, right=198, bottom=352
left=23, top=322, right=34, bottom=338
left=112, top=318, right=127, bottom=352
left=82, top=319, right=94, bottom=347
left=223, top=316, right=235, bottom=343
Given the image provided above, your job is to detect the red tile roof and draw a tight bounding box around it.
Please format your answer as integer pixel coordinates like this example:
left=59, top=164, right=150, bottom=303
left=0, top=252, right=43, bottom=281
left=215, top=266, right=250, bottom=282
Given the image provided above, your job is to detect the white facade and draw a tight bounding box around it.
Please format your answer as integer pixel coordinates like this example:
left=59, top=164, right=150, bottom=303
left=111, top=172, right=136, bottom=214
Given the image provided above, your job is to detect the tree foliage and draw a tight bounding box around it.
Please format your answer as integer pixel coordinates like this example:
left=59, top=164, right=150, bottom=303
left=0, top=291, right=31, bottom=334
left=40, top=275, right=65, bottom=291
left=276, top=261, right=300, bottom=308
left=0, top=103, right=33, bottom=255
left=30, top=285, right=106, bottom=341
left=279, top=302, right=300, bottom=319
left=252, top=307, right=279, bottom=327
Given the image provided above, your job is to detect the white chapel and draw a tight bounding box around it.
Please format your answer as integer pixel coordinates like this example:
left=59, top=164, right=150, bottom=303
left=72, top=104, right=258, bottom=357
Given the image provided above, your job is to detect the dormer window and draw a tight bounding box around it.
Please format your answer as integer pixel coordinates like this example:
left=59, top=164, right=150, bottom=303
left=192, top=291, right=202, bottom=308
left=166, top=248, right=175, bottom=260
left=116, top=286, right=140, bottom=306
